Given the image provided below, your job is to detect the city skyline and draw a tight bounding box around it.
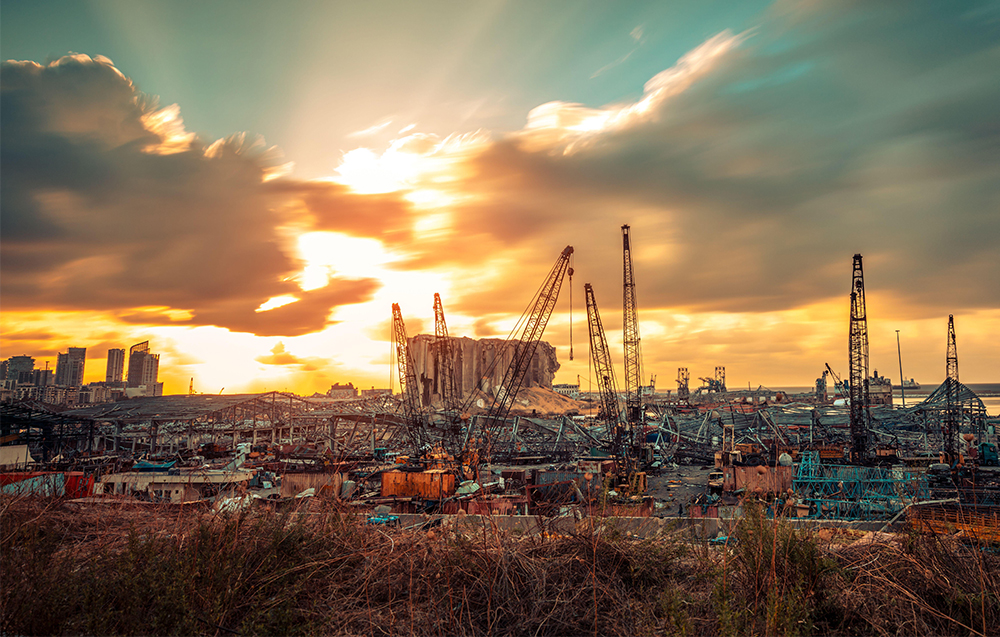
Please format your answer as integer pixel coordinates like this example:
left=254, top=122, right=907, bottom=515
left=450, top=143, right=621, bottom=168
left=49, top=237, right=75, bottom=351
left=2, top=1, right=998, bottom=396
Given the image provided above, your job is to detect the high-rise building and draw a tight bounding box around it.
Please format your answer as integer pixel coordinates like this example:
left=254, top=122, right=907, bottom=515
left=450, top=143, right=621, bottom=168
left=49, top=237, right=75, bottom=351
left=4, top=355, right=34, bottom=380
left=55, top=347, right=86, bottom=386
left=20, top=369, right=53, bottom=387
left=127, top=341, right=159, bottom=388
left=106, top=348, right=126, bottom=383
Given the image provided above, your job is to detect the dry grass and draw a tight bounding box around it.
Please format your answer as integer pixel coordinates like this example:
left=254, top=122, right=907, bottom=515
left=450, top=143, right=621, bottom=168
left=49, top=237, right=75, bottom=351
left=2, top=495, right=997, bottom=636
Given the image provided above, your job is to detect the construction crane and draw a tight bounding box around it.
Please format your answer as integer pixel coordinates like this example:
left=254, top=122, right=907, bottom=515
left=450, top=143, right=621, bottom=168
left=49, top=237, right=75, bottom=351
left=433, top=293, right=459, bottom=412
left=848, top=253, right=870, bottom=464
left=472, top=246, right=574, bottom=462
left=584, top=283, right=630, bottom=463
left=392, top=303, right=429, bottom=454
left=943, top=314, right=959, bottom=462
left=825, top=363, right=849, bottom=400
left=622, top=224, right=644, bottom=431
left=676, top=368, right=690, bottom=402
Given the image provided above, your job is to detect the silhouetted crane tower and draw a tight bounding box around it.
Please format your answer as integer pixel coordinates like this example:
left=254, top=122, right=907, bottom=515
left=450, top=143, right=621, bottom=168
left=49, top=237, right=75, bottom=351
left=676, top=367, right=690, bottom=402
left=943, top=314, right=959, bottom=461
left=472, top=246, right=574, bottom=461
left=848, top=253, right=870, bottom=464
left=392, top=303, right=428, bottom=454
left=585, top=283, right=630, bottom=463
left=433, top=293, right=459, bottom=412
left=622, top=224, right=643, bottom=433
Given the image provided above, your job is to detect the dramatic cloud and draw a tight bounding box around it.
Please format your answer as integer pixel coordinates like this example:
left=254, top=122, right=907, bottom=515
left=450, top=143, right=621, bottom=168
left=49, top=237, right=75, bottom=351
left=356, top=3, right=999, bottom=321
left=0, top=54, right=413, bottom=337
left=255, top=341, right=328, bottom=371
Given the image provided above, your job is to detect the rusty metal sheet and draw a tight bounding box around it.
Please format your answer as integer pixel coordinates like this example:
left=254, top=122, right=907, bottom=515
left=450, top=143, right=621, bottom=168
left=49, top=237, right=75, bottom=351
left=381, top=470, right=455, bottom=499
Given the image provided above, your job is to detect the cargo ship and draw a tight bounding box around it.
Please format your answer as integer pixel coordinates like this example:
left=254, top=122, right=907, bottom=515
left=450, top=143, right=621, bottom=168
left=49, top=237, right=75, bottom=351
left=892, top=378, right=921, bottom=390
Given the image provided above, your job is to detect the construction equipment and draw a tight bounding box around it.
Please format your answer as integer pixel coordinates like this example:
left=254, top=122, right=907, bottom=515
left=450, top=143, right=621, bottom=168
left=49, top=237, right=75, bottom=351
left=584, top=283, right=630, bottom=463
left=433, top=293, right=459, bottom=412
left=698, top=367, right=727, bottom=393
left=391, top=303, right=429, bottom=455
left=943, top=314, right=959, bottom=462
left=470, top=246, right=574, bottom=463
left=622, top=225, right=644, bottom=431
left=848, top=253, right=871, bottom=464
left=677, top=368, right=690, bottom=402
left=825, top=363, right=849, bottom=400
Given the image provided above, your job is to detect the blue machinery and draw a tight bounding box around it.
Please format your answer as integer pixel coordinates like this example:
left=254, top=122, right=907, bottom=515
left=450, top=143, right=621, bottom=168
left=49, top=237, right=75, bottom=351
left=792, top=452, right=929, bottom=521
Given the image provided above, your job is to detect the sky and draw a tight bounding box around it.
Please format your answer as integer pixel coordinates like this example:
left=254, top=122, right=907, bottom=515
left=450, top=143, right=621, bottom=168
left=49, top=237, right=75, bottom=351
left=2, top=0, right=999, bottom=396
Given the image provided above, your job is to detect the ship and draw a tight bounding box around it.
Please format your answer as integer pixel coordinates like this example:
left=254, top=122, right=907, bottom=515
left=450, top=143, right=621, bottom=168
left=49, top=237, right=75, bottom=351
left=892, top=378, right=920, bottom=390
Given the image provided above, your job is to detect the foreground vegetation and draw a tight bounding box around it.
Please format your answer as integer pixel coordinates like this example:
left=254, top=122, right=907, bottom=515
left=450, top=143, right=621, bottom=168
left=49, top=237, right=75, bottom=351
left=2, top=496, right=997, bottom=636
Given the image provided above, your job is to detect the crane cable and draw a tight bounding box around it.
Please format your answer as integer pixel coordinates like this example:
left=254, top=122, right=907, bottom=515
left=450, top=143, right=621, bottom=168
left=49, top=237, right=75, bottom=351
left=568, top=252, right=574, bottom=361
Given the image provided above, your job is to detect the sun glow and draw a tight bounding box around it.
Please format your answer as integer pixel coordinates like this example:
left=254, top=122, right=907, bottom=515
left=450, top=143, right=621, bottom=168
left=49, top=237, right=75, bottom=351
left=295, top=232, right=397, bottom=289
left=256, top=296, right=299, bottom=312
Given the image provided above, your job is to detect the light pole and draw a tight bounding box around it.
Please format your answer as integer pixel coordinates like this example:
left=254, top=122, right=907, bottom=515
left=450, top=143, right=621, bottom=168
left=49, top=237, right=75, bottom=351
left=895, top=329, right=905, bottom=408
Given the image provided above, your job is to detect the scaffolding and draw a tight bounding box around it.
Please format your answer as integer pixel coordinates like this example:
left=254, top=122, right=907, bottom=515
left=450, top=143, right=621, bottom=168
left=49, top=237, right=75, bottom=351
left=793, top=451, right=929, bottom=521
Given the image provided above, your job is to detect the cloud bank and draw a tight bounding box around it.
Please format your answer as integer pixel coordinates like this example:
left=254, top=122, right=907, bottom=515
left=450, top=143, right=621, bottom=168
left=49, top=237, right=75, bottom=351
left=1, top=54, right=411, bottom=337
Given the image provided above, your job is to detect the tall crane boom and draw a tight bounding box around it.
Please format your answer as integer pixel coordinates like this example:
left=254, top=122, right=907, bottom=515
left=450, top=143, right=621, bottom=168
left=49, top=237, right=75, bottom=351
left=848, top=253, right=870, bottom=464
left=433, top=293, right=459, bottom=411
left=944, top=314, right=959, bottom=461
left=477, top=246, right=574, bottom=459
left=622, top=224, right=643, bottom=429
left=392, top=303, right=428, bottom=453
left=585, top=283, right=630, bottom=461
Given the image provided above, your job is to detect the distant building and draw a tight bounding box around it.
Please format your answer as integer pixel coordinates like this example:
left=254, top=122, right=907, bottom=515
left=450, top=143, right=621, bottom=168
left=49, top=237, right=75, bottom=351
left=106, top=348, right=125, bottom=383
left=55, top=347, right=87, bottom=387
left=361, top=387, right=392, bottom=398
left=79, top=383, right=125, bottom=404
left=4, top=355, right=34, bottom=380
left=19, top=369, right=53, bottom=387
left=327, top=382, right=358, bottom=399
left=553, top=383, right=580, bottom=400
left=869, top=370, right=893, bottom=406
left=127, top=341, right=160, bottom=393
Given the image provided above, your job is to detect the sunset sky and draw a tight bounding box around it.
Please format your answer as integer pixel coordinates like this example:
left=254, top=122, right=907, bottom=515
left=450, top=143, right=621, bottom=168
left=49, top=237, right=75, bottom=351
left=2, top=0, right=998, bottom=396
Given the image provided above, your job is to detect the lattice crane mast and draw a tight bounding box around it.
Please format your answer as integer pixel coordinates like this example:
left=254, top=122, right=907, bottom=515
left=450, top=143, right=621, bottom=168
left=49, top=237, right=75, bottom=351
left=848, top=253, right=870, bottom=464
left=585, top=283, right=630, bottom=462
left=944, top=314, right=959, bottom=461
left=622, top=224, right=644, bottom=431
left=475, top=246, right=574, bottom=461
left=676, top=368, right=690, bottom=402
left=392, top=303, right=429, bottom=454
left=433, top=293, right=459, bottom=412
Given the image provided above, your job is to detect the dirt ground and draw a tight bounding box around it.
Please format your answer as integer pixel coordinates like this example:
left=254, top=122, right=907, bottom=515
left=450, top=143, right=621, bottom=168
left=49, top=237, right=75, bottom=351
left=646, top=464, right=715, bottom=514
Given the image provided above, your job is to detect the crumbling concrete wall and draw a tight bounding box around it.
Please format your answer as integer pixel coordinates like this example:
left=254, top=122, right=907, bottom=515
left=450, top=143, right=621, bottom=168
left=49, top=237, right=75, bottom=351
left=408, top=335, right=560, bottom=407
